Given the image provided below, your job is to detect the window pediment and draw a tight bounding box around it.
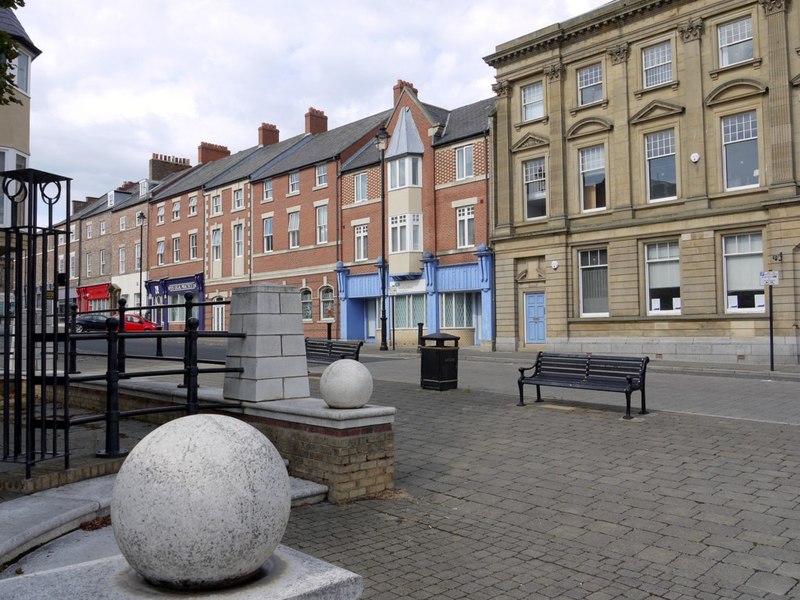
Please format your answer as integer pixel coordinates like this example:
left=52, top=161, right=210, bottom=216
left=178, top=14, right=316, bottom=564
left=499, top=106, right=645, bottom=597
left=511, top=133, right=550, bottom=153
left=630, top=100, right=685, bottom=125
left=566, top=117, right=613, bottom=140
left=705, top=79, right=767, bottom=107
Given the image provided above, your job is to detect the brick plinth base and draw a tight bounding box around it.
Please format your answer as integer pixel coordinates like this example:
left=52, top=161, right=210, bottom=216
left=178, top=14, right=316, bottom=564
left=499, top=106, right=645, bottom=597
left=247, top=417, right=395, bottom=504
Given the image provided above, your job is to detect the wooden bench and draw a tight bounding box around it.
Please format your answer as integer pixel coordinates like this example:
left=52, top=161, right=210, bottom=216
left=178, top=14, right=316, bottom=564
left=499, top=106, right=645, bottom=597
left=517, top=352, right=649, bottom=419
left=305, top=338, right=364, bottom=364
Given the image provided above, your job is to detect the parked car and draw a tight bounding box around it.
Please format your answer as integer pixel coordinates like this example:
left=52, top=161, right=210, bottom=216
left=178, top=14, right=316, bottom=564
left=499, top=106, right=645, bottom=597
left=116, top=313, right=162, bottom=332
left=73, top=314, right=108, bottom=333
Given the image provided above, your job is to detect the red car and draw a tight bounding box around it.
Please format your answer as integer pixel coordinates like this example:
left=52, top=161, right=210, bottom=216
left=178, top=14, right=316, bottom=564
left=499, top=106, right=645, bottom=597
left=114, top=313, right=162, bottom=332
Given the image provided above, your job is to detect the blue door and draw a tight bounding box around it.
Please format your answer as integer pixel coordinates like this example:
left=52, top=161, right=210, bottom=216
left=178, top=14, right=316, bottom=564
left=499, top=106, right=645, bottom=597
left=525, top=292, right=546, bottom=344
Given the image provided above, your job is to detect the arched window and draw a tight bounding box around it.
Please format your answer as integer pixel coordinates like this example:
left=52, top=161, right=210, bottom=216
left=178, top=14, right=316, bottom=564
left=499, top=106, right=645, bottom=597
left=300, top=288, right=312, bottom=321
left=320, top=286, right=334, bottom=320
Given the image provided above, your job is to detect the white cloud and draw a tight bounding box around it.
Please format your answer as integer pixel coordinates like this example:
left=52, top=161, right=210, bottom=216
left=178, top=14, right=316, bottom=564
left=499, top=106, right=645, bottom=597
left=17, top=0, right=608, bottom=210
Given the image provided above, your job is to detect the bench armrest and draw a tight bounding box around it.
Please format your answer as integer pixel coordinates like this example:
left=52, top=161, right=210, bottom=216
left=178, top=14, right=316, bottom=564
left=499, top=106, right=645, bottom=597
left=518, top=364, right=538, bottom=377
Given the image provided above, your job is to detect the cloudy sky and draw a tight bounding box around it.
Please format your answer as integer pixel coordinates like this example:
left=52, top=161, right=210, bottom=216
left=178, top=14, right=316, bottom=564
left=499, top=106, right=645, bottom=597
left=18, top=0, right=608, bottom=206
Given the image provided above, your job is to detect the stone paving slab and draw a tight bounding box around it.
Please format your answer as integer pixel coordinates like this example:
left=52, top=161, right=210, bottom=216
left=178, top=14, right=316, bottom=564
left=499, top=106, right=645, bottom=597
left=281, top=378, right=800, bottom=599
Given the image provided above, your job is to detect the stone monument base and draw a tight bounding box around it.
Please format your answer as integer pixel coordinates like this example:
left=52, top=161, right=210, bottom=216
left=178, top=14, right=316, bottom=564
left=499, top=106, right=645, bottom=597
left=0, top=545, right=362, bottom=599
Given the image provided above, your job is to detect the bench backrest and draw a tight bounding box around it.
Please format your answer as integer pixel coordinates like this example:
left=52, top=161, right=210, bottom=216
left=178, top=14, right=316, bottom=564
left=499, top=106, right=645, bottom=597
left=586, top=354, right=648, bottom=387
left=536, top=352, right=590, bottom=378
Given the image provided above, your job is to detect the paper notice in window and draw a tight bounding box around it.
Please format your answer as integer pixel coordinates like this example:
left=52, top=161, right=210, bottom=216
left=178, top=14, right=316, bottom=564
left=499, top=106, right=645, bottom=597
left=756, top=294, right=765, bottom=309
left=673, top=298, right=681, bottom=310
left=727, top=295, right=739, bottom=309
left=651, top=299, right=661, bottom=311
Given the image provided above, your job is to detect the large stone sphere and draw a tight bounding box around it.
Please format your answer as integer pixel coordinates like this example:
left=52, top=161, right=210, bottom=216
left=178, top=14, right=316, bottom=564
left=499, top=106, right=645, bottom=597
left=320, top=359, right=373, bottom=409
left=111, top=414, right=291, bottom=590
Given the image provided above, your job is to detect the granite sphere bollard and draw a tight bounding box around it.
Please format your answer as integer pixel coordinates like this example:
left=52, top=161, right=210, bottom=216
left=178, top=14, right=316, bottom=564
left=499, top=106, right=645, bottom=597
left=111, top=414, right=291, bottom=590
left=320, top=359, right=373, bottom=409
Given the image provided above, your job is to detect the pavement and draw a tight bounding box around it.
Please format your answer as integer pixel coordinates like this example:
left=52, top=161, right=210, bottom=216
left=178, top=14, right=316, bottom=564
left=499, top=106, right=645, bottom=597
left=1, top=346, right=800, bottom=598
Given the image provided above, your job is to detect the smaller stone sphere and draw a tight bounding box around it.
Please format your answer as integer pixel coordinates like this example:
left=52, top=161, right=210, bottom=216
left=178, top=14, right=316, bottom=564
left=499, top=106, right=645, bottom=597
left=111, top=414, right=291, bottom=590
left=320, top=359, right=373, bottom=409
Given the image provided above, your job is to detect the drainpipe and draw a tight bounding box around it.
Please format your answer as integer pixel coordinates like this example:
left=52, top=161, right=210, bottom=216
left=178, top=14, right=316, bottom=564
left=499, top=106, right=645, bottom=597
left=486, top=115, right=497, bottom=352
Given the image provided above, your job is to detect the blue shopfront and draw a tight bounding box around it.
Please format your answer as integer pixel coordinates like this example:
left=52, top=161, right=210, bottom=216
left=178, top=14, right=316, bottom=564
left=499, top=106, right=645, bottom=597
left=335, top=246, right=494, bottom=348
left=144, top=273, right=205, bottom=330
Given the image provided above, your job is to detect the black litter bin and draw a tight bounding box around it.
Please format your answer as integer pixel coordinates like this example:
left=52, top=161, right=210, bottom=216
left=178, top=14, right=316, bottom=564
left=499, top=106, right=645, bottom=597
left=420, top=332, right=460, bottom=390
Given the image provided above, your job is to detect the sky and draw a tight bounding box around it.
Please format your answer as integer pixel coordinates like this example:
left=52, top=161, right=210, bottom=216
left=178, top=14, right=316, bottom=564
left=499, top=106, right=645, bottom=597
left=17, top=0, right=610, bottom=207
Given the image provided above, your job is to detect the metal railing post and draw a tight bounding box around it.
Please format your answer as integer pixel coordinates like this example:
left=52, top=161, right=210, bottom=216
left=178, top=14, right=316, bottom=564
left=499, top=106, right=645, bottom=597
left=68, top=303, right=79, bottom=373
left=179, top=293, right=194, bottom=388
left=186, top=317, right=200, bottom=415
left=117, top=297, right=127, bottom=374
left=97, top=317, right=126, bottom=458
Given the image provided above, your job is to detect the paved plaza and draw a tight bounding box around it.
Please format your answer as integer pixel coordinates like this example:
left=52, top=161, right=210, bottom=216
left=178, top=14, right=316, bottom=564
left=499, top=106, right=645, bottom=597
left=1, top=349, right=799, bottom=598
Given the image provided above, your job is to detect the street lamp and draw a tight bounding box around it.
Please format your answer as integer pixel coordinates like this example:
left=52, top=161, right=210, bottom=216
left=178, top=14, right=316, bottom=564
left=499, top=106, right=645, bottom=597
left=137, top=211, right=146, bottom=314
left=375, top=125, right=390, bottom=351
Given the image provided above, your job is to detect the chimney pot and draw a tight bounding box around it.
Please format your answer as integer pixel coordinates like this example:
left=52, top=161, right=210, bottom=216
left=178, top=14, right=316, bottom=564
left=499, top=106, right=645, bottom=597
left=259, top=122, right=280, bottom=146
left=197, top=142, right=231, bottom=165
left=305, top=107, right=328, bottom=135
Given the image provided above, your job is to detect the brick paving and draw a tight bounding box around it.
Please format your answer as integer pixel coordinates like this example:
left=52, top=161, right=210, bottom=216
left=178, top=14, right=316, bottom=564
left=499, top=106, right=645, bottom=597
left=283, top=378, right=800, bottom=599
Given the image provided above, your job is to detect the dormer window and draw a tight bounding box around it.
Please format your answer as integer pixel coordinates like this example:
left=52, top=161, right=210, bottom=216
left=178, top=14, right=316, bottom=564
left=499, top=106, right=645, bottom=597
left=139, top=180, right=149, bottom=197
left=11, top=50, right=30, bottom=94
left=107, top=191, right=115, bottom=208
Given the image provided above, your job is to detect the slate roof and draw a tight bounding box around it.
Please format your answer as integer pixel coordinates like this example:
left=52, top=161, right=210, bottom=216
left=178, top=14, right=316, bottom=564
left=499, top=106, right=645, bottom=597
left=0, top=8, right=41, bottom=56
left=386, top=107, right=425, bottom=158
left=251, top=110, right=392, bottom=181
left=204, top=133, right=309, bottom=190
left=152, top=146, right=261, bottom=202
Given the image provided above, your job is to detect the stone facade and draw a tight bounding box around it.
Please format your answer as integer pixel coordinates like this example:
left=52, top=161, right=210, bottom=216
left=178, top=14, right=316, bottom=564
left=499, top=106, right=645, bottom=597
left=485, top=0, right=800, bottom=365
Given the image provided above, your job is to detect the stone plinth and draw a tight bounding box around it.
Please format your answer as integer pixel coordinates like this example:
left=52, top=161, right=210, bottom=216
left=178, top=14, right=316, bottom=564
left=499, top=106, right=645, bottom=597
left=224, top=284, right=310, bottom=402
left=0, top=546, right=363, bottom=599
left=244, top=398, right=396, bottom=504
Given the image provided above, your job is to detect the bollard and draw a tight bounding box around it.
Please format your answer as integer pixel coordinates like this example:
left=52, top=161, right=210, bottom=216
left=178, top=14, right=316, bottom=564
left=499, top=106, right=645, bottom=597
left=327, top=321, right=332, bottom=340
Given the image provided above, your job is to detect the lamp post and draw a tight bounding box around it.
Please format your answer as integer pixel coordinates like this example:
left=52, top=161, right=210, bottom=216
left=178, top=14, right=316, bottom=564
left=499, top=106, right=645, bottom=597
left=375, top=126, right=389, bottom=351
left=137, top=211, right=146, bottom=314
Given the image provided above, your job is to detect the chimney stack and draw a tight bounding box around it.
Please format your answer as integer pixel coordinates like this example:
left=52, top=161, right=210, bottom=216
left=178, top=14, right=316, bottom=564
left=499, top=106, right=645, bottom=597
left=197, top=142, right=231, bottom=165
left=393, top=79, right=418, bottom=105
left=259, top=122, right=280, bottom=146
left=149, top=153, right=192, bottom=180
left=305, top=107, right=328, bottom=135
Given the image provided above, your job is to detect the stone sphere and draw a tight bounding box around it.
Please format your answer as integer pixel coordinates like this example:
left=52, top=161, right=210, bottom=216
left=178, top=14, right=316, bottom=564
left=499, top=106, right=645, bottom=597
left=111, top=414, right=291, bottom=590
left=320, top=359, right=373, bottom=409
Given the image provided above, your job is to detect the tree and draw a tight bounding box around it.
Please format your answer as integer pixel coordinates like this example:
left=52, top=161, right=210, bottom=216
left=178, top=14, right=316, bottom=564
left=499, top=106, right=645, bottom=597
left=0, top=0, right=27, bottom=106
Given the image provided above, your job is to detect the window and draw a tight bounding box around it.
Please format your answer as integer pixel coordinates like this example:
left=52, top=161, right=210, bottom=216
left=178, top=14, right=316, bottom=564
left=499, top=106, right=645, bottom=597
left=316, top=205, right=328, bottom=244
left=580, top=145, right=606, bottom=211
left=355, top=224, right=368, bottom=261
left=119, top=216, right=126, bottom=231
left=100, top=221, right=106, bottom=235
left=320, top=286, right=334, bottom=320
left=523, top=158, right=547, bottom=219
left=643, top=42, right=672, bottom=88
left=288, top=211, right=300, bottom=248
left=394, top=294, right=426, bottom=328
left=11, top=50, right=30, bottom=94
left=289, top=172, right=300, bottom=194
left=100, top=250, right=107, bottom=274
left=719, top=16, right=753, bottom=68
left=156, top=240, right=165, bottom=265
left=119, top=247, right=126, bottom=274
left=86, top=223, right=93, bottom=239
left=578, top=63, right=603, bottom=106
left=646, top=241, right=680, bottom=314
left=579, top=249, right=608, bottom=316
left=69, top=254, right=76, bottom=277
left=135, top=242, right=141, bottom=270
left=646, top=129, right=677, bottom=201
left=59, top=234, right=65, bottom=246
left=188, top=196, right=197, bottom=215
left=354, top=173, right=368, bottom=202
left=456, top=145, right=474, bottom=180
left=263, top=217, right=273, bottom=252
left=300, top=289, right=312, bottom=320
left=316, top=164, right=328, bottom=187
left=521, top=82, right=544, bottom=121
left=233, top=189, right=244, bottom=210
left=457, top=206, right=475, bottom=249
left=173, top=237, right=181, bottom=263
left=441, top=292, right=474, bottom=328
left=724, top=232, right=763, bottom=312
left=189, top=233, right=198, bottom=259
left=172, top=201, right=180, bottom=220
left=390, top=214, right=423, bottom=253
left=212, top=195, right=222, bottom=215
left=211, top=229, right=221, bottom=261
left=263, top=180, right=273, bottom=201
left=723, top=111, right=759, bottom=190
left=58, top=255, right=65, bottom=273
left=389, top=156, right=421, bottom=190
left=157, top=205, right=165, bottom=224
left=86, top=253, right=93, bottom=277
left=233, top=223, right=244, bottom=257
